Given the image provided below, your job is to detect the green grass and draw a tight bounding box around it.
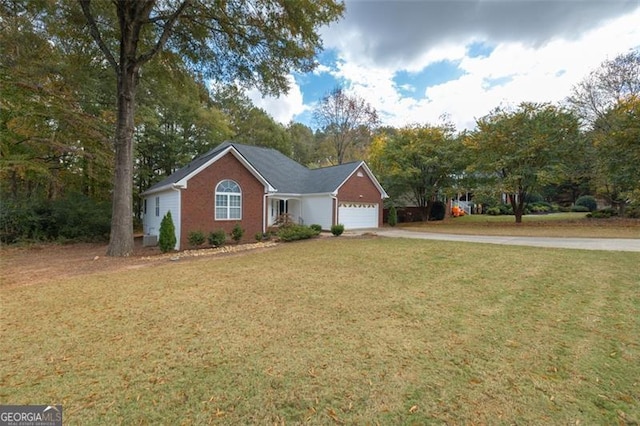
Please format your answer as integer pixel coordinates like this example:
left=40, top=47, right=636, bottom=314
left=1, top=238, right=639, bottom=424
left=400, top=213, right=640, bottom=238
left=454, top=212, right=590, bottom=222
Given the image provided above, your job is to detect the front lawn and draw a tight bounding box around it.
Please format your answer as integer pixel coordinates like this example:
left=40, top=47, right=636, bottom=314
left=400, top=213, right=640, bottom=238
left=1, top=238, right=638, bottom=424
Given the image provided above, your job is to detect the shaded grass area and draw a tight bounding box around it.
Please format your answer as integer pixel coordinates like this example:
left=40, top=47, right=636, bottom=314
left=401, top=213, right=640, bottom=238
left=1, top=238, right=639, bottom=424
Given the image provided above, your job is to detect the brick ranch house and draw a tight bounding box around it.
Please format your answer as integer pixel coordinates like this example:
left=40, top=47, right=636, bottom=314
left=141, top=141, right=388, bottom=250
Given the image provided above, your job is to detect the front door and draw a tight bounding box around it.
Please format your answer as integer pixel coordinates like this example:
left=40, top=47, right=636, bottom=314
left=270, top=199, right=288, bottom=225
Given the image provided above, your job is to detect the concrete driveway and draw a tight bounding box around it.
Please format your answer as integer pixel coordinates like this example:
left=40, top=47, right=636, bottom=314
left=364, top=229, right=640, bottom=252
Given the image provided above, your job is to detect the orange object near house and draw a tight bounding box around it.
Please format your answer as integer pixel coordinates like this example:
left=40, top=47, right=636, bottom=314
left=452, top=206, right=465, bottom=217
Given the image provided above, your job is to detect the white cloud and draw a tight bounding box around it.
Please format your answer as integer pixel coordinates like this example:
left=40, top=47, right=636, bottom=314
left=253, top=3, right=640, bottom=132
left=245, top=75, right=307, bottom=124
left=317, top=5, right=640, bottom=131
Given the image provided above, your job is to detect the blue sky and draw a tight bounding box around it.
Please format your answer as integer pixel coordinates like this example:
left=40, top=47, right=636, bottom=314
left=248, top=0, right=640, bottom=132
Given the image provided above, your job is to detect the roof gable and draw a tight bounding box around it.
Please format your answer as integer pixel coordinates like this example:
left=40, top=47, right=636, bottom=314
left=142, top=141, right=386, bottom=198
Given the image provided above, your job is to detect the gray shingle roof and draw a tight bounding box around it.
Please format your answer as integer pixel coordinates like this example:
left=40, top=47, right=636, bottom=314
left=142, top=141, right=367, bottom=195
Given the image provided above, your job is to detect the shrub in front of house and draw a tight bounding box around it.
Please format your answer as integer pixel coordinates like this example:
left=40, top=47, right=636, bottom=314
left=331, top=223, right=344, bottom=236
left=587, top=208, right=618, bottom=219
left=570, top=205, right=591, bottom=212
left=310, top=224, right=322, bottom=233
left=188, top=230, right=206, bottom=247
left=159, top=211, right=177, bottom=253
left=388, top=206, right=397, bottom=226
left=277, top=224, right=320, bottom=242
left=575, top=195, right=597, bottom=212
left=208, top=229, right=226, bottom=247
left=487, top=203, right=514, bottom=215
left=625, top=203, right=640, bottom=218
left=528, top=201, right=554, bottom=214
left=231, top=223, right=244, bottom=243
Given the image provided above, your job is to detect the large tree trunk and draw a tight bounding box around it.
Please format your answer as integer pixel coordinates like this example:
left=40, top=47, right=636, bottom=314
left=511, top=191, right=525, bottom=224
left=107, top=68, right=137, bottom=256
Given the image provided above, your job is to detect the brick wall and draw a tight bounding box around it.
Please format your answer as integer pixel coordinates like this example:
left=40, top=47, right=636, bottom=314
left=180, top=152, right=265, bottom=248
left=336, top=166, right=384, bottom=227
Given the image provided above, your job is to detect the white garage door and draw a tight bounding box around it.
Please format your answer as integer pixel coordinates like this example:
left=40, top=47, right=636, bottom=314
left=338, top=202, right=379, bottom=229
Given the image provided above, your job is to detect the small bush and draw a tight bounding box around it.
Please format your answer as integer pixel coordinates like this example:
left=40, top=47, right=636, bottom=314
left=208, top=229, right=226, bottom=247
left=575, top=195, right=597, bottom=212
left=525, top=193, right=544, bottom=203
left=570, top=205, right=591, bottom=212
left=188, top=230, right=206, bottom=247
left=588, top=208, right=618, bottom=219
left=254, top=231, right=273, bottom=242
left=231, top=222, right=244, bottom=243
left=159, top=211, right=177, bottom=253
left=499, top=204, right=514, bottom=215
left=310, top=224, right=323, bottom=233
left=528, top=201, right=555, bottom=214
left=487, top=204, right=514, bottom=215
left=388, top=206, right=398, bottom=226
left=277, top=224, right=320, bottom=242
left=625, top=204, right=640, bottom=218
left=331, top=223, right=345, bottom=236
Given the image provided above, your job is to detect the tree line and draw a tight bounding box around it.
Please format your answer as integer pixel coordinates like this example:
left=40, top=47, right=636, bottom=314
left=1, top=1, right=638, bottom=250
left=371, top=50, right=639, bottom=223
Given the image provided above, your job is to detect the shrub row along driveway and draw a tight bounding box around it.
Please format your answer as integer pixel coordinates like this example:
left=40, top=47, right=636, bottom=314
left=371, top=229, right=640, bottom=252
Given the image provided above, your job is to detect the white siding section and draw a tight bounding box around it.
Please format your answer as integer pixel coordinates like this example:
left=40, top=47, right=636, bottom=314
left=142, top=189, right=181, bottom=250
left=301, top=195, right=333, bottom=230
left=288, top=200, right=302, bottom=224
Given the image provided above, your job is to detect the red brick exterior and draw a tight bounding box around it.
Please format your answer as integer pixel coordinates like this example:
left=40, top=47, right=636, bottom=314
left=180, top=152, right=265, bottom=248
left=336, top=166, right=384, bottom=227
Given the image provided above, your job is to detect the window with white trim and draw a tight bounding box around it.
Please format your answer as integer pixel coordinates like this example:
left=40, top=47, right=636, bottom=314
left=215, top=180, right=241, bottom=220
left=155, top=197, right=160, bottom=217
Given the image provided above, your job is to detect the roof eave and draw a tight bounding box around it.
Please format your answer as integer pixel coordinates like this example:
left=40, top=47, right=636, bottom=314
left=141, top=183, right=185, bottom=197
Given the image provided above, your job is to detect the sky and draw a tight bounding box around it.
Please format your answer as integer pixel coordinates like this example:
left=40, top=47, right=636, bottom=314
left=247, top=0, right=640, bottom=132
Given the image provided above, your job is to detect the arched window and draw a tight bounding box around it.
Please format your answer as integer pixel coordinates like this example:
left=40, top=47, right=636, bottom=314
left=215, top=180, right=242, bottom=220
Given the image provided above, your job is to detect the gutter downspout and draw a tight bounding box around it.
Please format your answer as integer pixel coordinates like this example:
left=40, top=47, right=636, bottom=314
left=331, top=194, right=338, bottom=228
left=263, top=192, right=269, bottom=234
left=171, top=184, right=182, bottom=251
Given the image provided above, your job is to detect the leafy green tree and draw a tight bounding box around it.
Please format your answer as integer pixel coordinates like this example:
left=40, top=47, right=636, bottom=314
left=76, top=0, right=344, bottom=256
left=287, top=122, right=316, bottom=165
left=468, top=102, right=581, bottom=223
left=0, top=1, right=113, bottom=203
left=134, top=58, right=233, bottom=218
left=591, top=95, right=640, bottom=212
left=236, top=107, right=291, bottom=155
left=212, top=86, right=291, bottom=155
left=568, top=50, right=640, bottom=213
left=369, top=124, right=461, bottom=221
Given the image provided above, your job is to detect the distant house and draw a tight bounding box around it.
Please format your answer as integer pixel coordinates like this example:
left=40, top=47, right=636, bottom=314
left=141, top=141, right=388, bottom=250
